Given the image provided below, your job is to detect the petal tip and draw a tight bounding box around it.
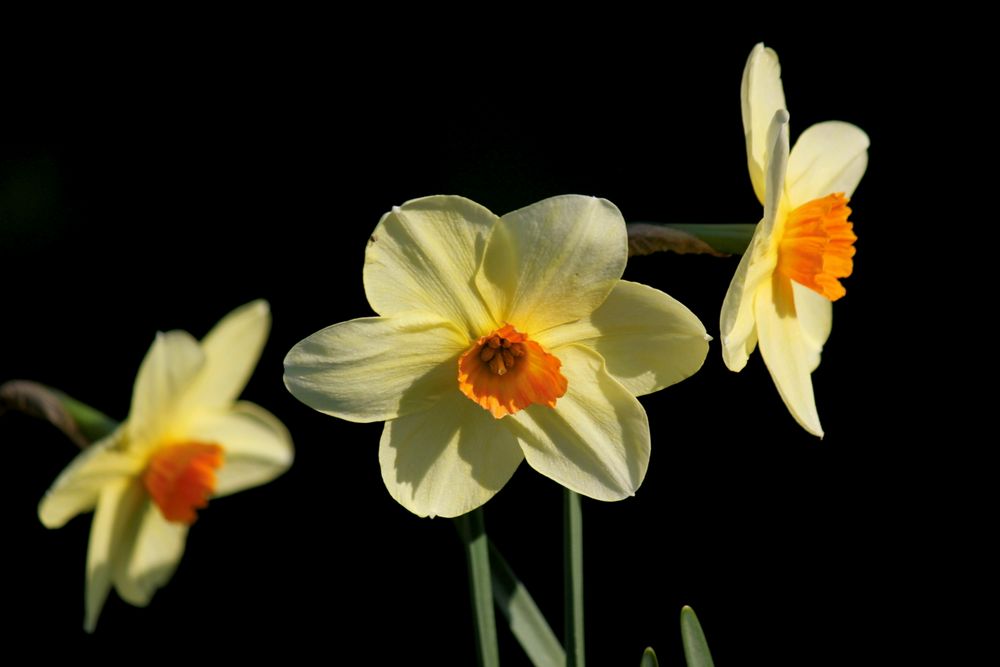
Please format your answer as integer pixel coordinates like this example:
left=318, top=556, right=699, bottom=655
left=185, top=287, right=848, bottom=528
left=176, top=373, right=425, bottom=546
left=37, top=502, right=60, bottom=529
left=248, top=299, right=270, bottom=315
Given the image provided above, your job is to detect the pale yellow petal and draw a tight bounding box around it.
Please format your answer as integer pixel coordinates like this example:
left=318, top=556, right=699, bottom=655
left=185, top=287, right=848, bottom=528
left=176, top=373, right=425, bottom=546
left=509, top=345, right=649, bottom=501
left=741, top=43, right=787, bottom=203
left=787, top=121, right=869, bottom=206
left=379, top=391, right=524, bottom=518
left=475, top=195, right=626, bottom=334
left=284, top=313, right=468, bottom=423
left=762, top=109, right=791, bottom=238
left=38, top=428, right=144, bottom=528
left=128, top=330, right=205, bottom=450
left=536, top=280, right=709, bottom=396
left=185, top=401, right=294, bottom=497
left=117, top=502, right=188, bottom=607
left=363, top=195, right=498, bottom=338
left=792, top=282, right=833, bottom=372
left=182, top=299, right=271, bottom=412
left=721, top=110, right=790, bottom=372
left=84, top=478, right=145, bottom=633
left=755, top=274, right=824, bottom=437
left=720, top=221, right=776, bottom=371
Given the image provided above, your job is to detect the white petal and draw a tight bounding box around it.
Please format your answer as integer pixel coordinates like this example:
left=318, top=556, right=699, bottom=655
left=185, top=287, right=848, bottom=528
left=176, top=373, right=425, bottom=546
left=284, top=313, right=468, bottom=423
left=38, top=428, right=143, bottom=529
left=755, top=274, right=824, bottom=437
left=741, top=43, right=787, bottom=204
left=537, top=281, right=709, bottom=396
left=182, top=300, right=271, bottom=412
left=363, top=195, right=498, bottom=338
left=792, top=282, right=833, bottom=372
left=476, top=195, right=626, bottom=334
left=84, top=478, right=145, bottom=633
left=787, top=121, right=869, bottom=205
left=719, top=109, right=788, bottom=371
left=128, top=330, right=205, bottom=450
left=117, top=502, right=188, bottom=607
left=186, top=401, right=294, bottom=497
left=763, top=109, right=791, bottom=238
left=721, top=110, right=790, bottom=372
left=509, top=345, right=649, bottom=501
left=720, top=223, right=770, bottom=371
left=379, top=392, right=524, bottom=518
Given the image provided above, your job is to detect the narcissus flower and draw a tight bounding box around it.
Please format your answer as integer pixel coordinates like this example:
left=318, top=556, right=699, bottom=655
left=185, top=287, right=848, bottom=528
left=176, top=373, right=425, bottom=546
left=284, top=195, right=709, bottom=518
left=720, top=44, right=869, bottom=437
left=38, top=300, right=294, bottom=631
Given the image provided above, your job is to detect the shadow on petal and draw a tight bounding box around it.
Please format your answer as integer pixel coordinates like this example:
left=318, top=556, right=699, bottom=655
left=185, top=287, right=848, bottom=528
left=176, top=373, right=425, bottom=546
left=380, top=385, right=523, bottom=517
left=510, top=346, right=649, bottom=501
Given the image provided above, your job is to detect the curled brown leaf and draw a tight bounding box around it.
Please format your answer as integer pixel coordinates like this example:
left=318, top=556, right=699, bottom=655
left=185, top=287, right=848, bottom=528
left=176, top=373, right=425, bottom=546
left=0, top=380, right=89, bottom=448
left=627, top=223, right=730, bottom=258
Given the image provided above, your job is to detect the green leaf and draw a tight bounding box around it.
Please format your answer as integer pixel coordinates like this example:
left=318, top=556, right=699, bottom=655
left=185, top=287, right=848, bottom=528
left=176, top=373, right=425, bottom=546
left=680, top=606, right=715, bottom=667
left=489, top=540, right=565, bottom=667
left=639, top=647, right=659, bottom=667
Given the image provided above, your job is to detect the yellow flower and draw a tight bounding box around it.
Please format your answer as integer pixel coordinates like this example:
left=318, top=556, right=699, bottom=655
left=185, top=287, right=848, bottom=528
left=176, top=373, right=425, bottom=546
left=284, top=195, right=709, bottom=518
left=38, top=300, right=294, bottom=631
left=720, top=44, right=869, bottom=437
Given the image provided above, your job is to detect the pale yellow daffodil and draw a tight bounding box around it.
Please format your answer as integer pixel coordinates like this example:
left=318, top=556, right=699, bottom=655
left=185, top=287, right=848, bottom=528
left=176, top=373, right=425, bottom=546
left=284, top=195, right=709, bottom=518
left=38, top=300, right=294, bottom=632
left=721, top=44, right=869, bottom=437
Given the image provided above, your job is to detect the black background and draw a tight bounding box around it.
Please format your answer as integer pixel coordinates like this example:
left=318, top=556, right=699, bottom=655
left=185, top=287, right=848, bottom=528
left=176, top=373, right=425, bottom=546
left=1, top=19, right=945, bottom=666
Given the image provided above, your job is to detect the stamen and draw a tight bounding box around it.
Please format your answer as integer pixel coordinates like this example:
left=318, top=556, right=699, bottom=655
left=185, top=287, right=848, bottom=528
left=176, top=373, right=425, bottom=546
left=458, top=324, right=567, bottom=418
left=478, top=333, right=528, bottom=376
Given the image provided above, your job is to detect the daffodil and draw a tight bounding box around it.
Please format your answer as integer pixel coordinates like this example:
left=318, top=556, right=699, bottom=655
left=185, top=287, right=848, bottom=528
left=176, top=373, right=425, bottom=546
left=38, top=300, right=294, bottom=631
left=720, top=44, right=869, bottom=437
left=284, top=194, right=709, bottom=518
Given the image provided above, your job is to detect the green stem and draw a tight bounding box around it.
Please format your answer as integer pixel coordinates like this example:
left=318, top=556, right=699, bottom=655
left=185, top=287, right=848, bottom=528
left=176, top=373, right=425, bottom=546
left=456, top=509, right=500, bottom=667
left=564, top=489, right=585, bottom=667
left=666, top=223, right=756, bottom=255
left=53, top=390, right=119, bottom=444
left=0, top=380, right=118, bottom=448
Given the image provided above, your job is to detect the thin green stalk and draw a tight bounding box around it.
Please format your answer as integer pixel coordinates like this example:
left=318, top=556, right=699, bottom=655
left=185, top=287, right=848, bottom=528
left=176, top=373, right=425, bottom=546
left=666, top=223, right=756, bottom=255
left=54, top=390, right=119, bottom=443
left=456, top=509, right=500, bottom=667
left=0, top=380, right=117, bottom=448
left=564, top=489, right=585, bottom=667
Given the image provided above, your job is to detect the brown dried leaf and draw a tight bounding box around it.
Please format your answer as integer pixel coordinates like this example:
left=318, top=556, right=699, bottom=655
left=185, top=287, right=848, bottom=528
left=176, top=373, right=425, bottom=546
left=627, top=223, right=730, bottom=258
left=0, top=380, right=89, bottom=448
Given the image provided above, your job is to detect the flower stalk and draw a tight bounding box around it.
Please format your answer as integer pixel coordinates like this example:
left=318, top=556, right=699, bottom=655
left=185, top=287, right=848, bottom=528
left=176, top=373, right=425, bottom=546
left=0, top=380, right=117, bottom=448
left=456, top=508, right=500, bottom=667
left=564, top=489, right=585, bottom=667
left=627, top=223, right=756, bottom=257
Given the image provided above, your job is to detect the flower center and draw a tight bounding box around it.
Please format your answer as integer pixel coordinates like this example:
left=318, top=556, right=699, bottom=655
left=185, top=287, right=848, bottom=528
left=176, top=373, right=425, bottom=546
left=143, top=442, right=224, bottom=524
left=777, top=193, right=856, bottom=301
left=458, top=324, right=567, bottom=419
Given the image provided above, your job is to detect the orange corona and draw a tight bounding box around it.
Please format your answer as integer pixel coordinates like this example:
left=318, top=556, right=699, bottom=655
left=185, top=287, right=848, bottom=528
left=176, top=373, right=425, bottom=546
left=143, top=443, right=224, bottom=524
left=777, top=192, right=856, bottom=301
left=458, top=324, right=567, bottom=418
